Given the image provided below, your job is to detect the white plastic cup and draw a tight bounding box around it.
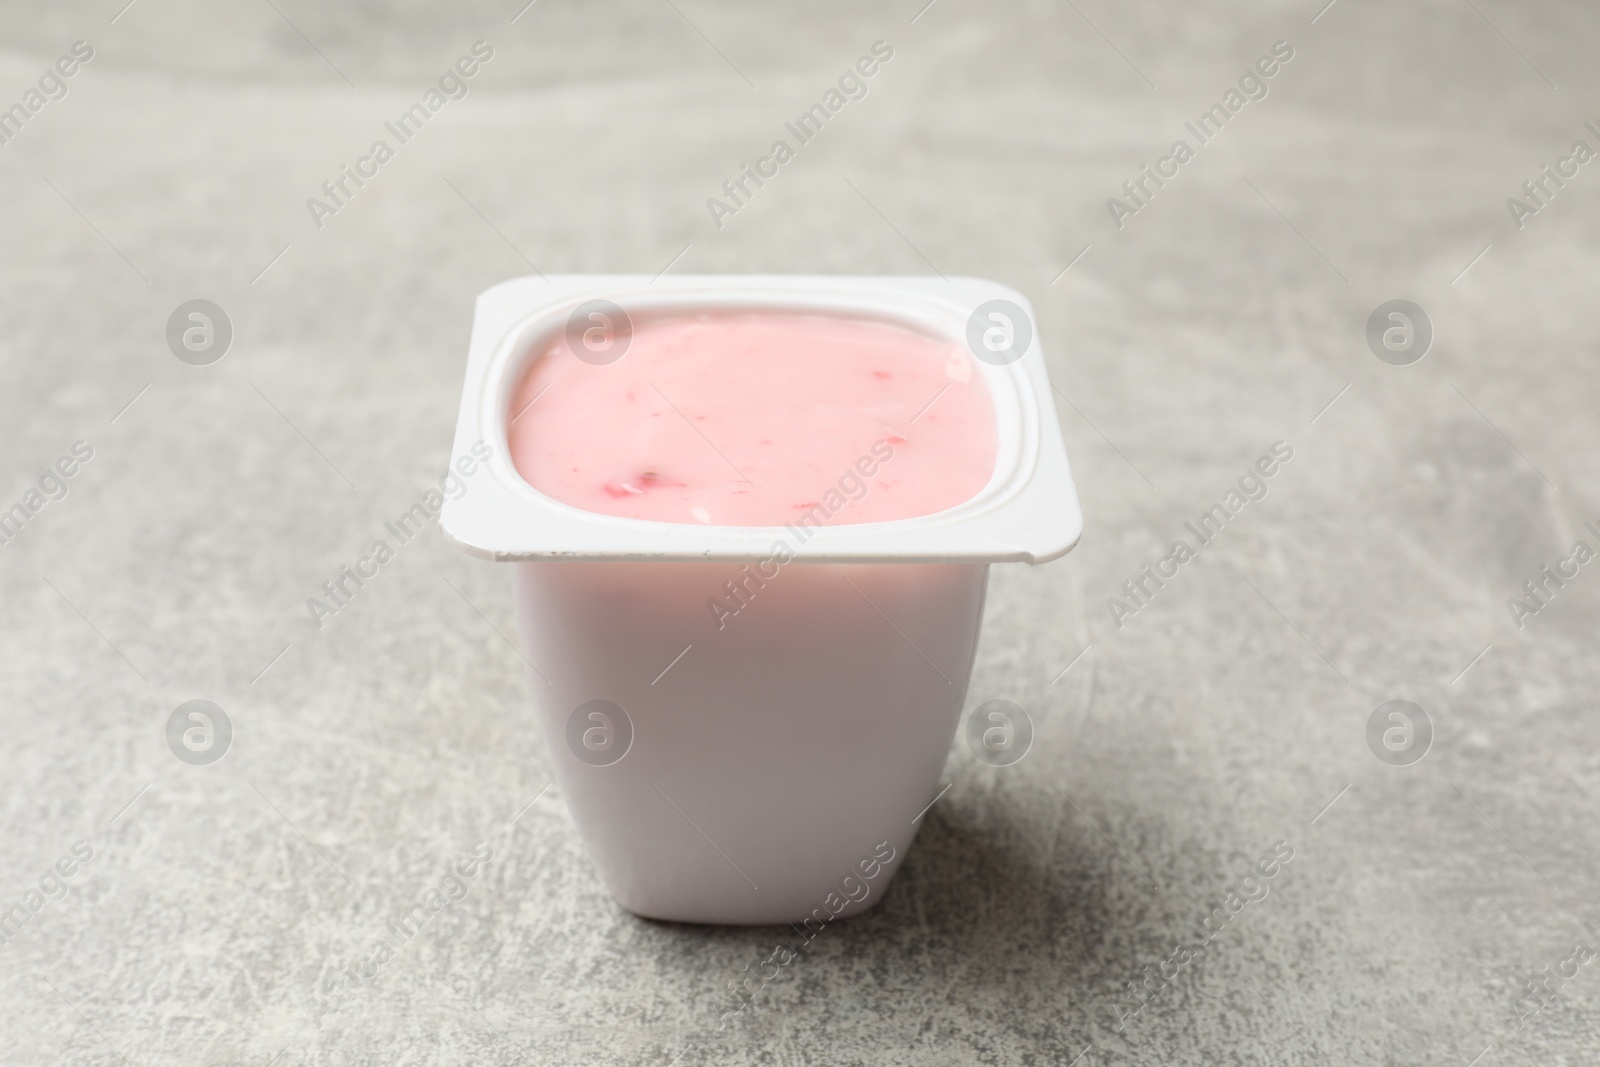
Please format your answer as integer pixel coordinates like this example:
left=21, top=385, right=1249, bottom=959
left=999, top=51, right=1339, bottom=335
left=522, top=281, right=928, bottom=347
left=443, top=276, right=1082, bottom=925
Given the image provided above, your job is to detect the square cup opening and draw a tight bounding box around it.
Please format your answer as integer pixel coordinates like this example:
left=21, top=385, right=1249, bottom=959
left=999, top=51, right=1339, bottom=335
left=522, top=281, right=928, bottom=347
left=442, top=275, right=1082, bottom=565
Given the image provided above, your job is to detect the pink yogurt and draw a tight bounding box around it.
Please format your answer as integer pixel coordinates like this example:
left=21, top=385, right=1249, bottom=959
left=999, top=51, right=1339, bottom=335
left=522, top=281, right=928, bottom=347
left=506, top=312, right=997, bottom=526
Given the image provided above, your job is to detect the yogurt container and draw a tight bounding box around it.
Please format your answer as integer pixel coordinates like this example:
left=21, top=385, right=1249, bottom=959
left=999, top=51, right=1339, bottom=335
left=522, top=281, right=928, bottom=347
left=442, top=275, right=1082, bottom=925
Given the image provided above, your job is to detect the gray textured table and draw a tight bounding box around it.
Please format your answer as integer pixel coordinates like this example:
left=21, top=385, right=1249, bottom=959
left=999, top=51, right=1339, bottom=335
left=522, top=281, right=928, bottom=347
left=3, top=1, right=1599, bottom=1063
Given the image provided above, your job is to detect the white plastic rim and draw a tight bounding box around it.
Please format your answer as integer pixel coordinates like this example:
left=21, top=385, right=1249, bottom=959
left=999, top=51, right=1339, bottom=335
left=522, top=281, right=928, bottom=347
left=440, top=275, right=1083, bottom=564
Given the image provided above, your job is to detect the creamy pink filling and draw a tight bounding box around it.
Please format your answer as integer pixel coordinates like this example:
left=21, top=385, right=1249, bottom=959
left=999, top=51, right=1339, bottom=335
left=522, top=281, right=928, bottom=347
left=507, top=312, right=996, bottom=526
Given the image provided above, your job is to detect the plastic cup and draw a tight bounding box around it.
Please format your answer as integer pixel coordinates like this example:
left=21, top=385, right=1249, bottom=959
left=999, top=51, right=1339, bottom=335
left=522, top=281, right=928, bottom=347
left=443, top=275, right=1082, bottom=925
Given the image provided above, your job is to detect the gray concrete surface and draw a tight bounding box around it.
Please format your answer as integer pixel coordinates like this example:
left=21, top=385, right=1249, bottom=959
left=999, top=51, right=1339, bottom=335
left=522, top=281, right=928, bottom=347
left=3, top=0, right=1600, bottom=1063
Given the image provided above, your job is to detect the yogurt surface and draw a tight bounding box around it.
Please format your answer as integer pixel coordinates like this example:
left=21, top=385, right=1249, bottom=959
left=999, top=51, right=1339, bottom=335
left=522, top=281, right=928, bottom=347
left=506, top=311, right=996, bottom=526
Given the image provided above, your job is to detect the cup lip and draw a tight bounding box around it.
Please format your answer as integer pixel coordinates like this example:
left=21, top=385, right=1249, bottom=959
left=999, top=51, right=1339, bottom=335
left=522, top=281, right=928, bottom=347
left=441, top=274, right=1083, bottom=564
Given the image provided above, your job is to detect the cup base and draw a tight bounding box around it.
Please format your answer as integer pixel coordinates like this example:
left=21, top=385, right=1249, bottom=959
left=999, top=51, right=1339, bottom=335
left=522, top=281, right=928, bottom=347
left=514, top=559, right=986, bottom=926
